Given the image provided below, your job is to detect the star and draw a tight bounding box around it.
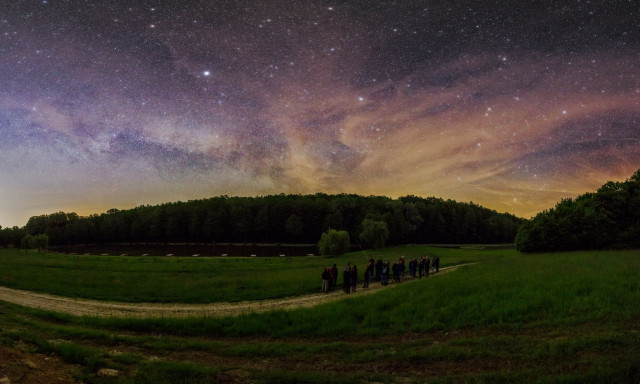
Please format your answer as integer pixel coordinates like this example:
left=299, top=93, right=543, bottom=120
left=0, top=0, right=638, bottom=228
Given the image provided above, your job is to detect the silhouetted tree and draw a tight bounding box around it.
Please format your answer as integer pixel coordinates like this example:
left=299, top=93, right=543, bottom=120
left=318, top=229, right=350, bottom=256
left=0, top=226, right=26, bottom=247
left=516, top=169, right=640, bottom=252
left=285, top=214, right=303, bottom=244
left=16, top=193, right=522, bottom=247
left=359, top=219, right=389, bottom=249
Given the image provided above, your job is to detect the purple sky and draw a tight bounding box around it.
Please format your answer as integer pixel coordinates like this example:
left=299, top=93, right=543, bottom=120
left=1, top=0, right=639, bottom=227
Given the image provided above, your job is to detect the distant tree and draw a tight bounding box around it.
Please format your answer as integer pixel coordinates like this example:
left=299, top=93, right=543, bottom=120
left=165, top=204, right=189, bottom=242
left=463, top=209, right=478, bottom=242
left=20, top=234, right=48, bottom=253
left=20, top=235, right=32, bottom=253
left=359, top=219, right=389, bottom=249
left=254, top=205, right=271, bottom=242
left=204, top=203, right=230, bottom=242
left=25, top=215, right=47, bottom=235
left=100, top=210, right=124, bottom=242
left=318, top=229, right=350, bottom=257
left=0, top=226, right=25, bottom=247
left=187, top=203, right=207, bottom=242
left=230, top=203, right=253, bottom=243
left=30, top=234, right=49, bottom=253
left=129, top=216, right=148, bottom=242
left=148, top=208, right=167, bottom=242
left=18, top=193, right=523, bottom=247
left=285, top=214, right=304, bottom=244
left=515, top=168, right=640, bottom=252
left=322, top=211, right=344, bottom=232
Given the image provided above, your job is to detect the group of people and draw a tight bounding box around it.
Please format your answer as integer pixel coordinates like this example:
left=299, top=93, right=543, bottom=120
left=321, top=255, right=441, bottom=293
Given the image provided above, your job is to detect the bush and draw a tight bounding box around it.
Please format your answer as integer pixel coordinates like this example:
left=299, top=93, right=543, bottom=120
left=20, top=234, right=49, bottom=253
left=318, top=229, right=350, bottom=257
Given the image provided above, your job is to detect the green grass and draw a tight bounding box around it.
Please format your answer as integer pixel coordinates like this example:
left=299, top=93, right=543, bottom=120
left=0, top=245, right=495, bottom=302
left=127, top=361, right=222, bottom=384
left=61, top=249, right=638, bottom=339
left=0, top=246, right=638, bottom=383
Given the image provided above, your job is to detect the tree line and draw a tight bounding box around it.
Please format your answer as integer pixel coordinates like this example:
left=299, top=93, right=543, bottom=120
left=1, top=193, right=523, bottom=249
left=515, top=169, right=640, bottom=252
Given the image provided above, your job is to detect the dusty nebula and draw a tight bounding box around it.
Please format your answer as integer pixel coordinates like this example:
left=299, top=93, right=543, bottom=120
left=1, top=1, right=639, bottom=226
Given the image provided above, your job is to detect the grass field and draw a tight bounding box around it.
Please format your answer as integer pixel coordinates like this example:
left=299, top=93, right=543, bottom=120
left=0, top=246, right=489, bottom=303
left=0, top=246, right=639, bottom=383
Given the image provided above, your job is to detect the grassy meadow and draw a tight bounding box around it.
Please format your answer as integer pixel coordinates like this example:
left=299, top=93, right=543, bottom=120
left=0, top=246, right=638, bottom=383
left=0, top=246, right=487, bottom=303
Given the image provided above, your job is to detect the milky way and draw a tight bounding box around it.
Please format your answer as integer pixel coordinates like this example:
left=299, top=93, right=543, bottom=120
left=1, top=0, right=639, bottom=227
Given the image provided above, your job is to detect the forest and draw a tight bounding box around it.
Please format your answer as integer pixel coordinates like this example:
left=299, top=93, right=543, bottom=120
left=0, top=194, right=522, bottom=249
left=515, top=169, right=640, bottom=252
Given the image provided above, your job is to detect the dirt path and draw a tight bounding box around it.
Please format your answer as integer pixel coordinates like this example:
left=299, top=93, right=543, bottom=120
left=0, top=265, right=468, bottom=318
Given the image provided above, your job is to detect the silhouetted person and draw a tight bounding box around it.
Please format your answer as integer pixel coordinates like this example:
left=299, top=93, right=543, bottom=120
left=363, top=260, right=374, bottom=288
left=381, top=261, right=390, bottom=286
left=392, top=262, right=399, bottom=283
left=375, top=259, right=383, bottom=281
left=425, top=255, right=431, bottom=277
left=350, top=265, right=357, bottom=292
left=322, top=268, right=331, bottom=292
left=343, top=263, right=351, bottom=293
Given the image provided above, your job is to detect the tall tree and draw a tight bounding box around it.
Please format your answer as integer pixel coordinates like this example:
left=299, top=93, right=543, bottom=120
left=285, top=214, right=304, bottom=244
left=516, top=169, right=640, bottom=252
left=359, top=219, right=389, bottom=249
left=318, top=229, right=350, bottom=257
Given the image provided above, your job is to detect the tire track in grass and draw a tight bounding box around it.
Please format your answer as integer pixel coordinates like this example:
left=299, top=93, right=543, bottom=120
left=0, top=264, right=471, bottom=318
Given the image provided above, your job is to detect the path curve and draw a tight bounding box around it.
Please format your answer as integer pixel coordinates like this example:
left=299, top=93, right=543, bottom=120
left=0, top=264, right=469, bottom=318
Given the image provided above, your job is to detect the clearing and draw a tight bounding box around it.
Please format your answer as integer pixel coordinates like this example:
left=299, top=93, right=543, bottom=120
left=0, top=265, right=463, bottom=318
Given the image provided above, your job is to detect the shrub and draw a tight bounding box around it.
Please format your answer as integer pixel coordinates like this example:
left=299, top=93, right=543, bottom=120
left=318, top=229, right=350, bottom=257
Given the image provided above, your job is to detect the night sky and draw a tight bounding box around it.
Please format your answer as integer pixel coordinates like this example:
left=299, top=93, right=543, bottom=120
left=1, top=0, right=639, bottom=227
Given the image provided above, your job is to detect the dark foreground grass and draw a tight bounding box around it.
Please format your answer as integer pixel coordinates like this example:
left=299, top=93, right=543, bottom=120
left=0, top=248, right=638, bottom=383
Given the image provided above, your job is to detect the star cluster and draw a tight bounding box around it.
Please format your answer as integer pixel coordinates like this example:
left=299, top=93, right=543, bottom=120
left=1, top=0, right=639, bottom=227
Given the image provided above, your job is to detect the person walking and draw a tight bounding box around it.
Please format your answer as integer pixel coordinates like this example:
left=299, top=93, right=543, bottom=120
left=399, top=256, right=406, bottom=282
left=363, top=259, right=374, bottom=288
left=327, top=267, right=334, bottom=291
left=343, top=263, right=351, bottom=293
left=409, top=258, right=416, bottom=277
left=392, top=262, right=399, bottom=283
left=350, top=264, right=358, bottom=292
left=321, top=268, right=331, bottom=292
left=375, top=259, right=383, bottom=281
left=331, top=263, right=338, bottom=290
left=381, top=261, right=390, bottom=286
left=424, top=255, right=431, bottom=277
